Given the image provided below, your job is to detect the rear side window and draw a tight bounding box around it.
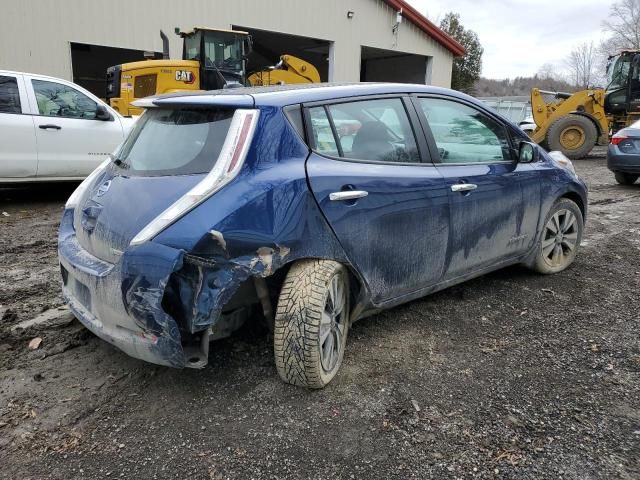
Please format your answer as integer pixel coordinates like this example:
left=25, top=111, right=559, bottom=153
left=115, top=108, right=234, bottom=176
left=0, top=76, right=21, bottom=114
left=309, top=106, right=339, bottom=156
left=309, top=98, right=419, bottom=163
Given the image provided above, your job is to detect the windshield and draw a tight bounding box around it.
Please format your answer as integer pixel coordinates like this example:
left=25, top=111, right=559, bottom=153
left=607, top=54, right=631, bottom=91
left=183, top=30, right=244, bottom=72
left=114, top=108, right=234, bottom=176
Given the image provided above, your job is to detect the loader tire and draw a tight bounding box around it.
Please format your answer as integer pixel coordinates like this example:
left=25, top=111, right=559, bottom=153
left=546, top=115, right=597, bottom=160
left=274, top=259, right=349, bottom=389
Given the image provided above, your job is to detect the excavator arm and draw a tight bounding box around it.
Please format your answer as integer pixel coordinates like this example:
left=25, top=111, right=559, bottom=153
left=247, top=55, right=320, bottom=86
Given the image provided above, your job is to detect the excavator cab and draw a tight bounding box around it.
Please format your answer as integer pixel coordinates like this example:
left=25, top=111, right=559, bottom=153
left=179, top=27, right=252, bottom=90
left=605, top=50, right=640, bottom=115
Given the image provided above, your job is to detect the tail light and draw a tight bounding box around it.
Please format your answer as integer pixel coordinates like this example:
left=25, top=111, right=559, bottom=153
left=611, top=132, right=628, bottom=145
left=130, top=109, right=259, bottom=246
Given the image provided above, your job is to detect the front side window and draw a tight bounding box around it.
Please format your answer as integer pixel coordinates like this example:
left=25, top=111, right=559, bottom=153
left=0, top=76, right=21, bottom=114
left=419, top=98, right=511, bottom=163
left=32, top=79, right=98, bottom=119
left=115, top=108, right=234, bottom=176
left=310, top=98, right=419, bottom=163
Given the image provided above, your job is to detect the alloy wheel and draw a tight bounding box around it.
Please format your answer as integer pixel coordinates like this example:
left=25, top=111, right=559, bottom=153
left=319, top=274, right=347, bottom=373
left=541, top=209, right=579, bottom=268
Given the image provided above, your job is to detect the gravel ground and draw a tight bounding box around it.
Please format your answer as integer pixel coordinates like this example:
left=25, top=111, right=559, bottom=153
left=0, top=147, right=638, bottom=479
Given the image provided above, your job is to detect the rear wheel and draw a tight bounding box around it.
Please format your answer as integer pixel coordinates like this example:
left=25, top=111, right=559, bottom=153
left=532, top=199, right=583, bottom=274
left=274, top=259, right=349, bottom=389
left=546, top=115, right=597, bottom=160
left=614, top=172, right=638, bottom=185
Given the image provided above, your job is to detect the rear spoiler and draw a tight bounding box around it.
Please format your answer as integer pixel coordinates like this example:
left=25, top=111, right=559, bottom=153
left=132, top=94, right=254, bottom=109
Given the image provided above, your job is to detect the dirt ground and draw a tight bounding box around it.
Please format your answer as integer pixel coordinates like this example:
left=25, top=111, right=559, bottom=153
left=0, top=147, right=638, bottom=479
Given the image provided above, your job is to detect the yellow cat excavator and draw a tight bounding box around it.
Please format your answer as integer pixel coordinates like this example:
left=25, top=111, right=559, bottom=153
left=106, top=28, right=320, bottom=116
left=529, top=50, right=640, bottom=159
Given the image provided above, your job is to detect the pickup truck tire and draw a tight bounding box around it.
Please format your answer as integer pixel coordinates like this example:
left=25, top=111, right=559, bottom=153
left=274, top=259, right=349, bottom=389
left=532, top=198, right=583, bottom=274
left=546, top=115, right=597, bottom=160
left=614, top=172, right=638, bottom=185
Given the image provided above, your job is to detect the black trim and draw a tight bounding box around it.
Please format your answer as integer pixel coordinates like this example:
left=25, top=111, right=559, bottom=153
left=282, top=104, right=306, bottom=143
left=303, top=92, right=416, bottom=108
left=324, top=105, right=344, bottom=157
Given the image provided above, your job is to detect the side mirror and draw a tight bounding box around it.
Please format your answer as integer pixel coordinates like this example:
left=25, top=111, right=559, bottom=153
left=518, top=141, right=538, bottom=163
left=95, top=104, right=113, bottom=121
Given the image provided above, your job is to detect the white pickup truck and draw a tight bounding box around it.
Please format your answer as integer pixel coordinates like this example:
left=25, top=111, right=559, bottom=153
left=0, top=70, right=135, bottom=183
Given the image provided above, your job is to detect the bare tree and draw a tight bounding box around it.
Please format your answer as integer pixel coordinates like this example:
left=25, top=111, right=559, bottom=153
left=602, top=0, right=640, bottom=52
left=565, top=42, right=597, bottom=88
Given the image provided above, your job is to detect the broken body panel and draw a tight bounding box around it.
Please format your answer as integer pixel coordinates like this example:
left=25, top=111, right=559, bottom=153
left=59, top=103, right=348, bottom=367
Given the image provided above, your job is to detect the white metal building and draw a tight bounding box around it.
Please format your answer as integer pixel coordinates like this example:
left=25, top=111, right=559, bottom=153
left=0, top=0, right=463, bottom=97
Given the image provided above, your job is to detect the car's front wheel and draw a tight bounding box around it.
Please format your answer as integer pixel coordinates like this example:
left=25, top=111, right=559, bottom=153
left=614, top=172, right=638, bottom=185
left=274, top=259, right=349, bottom=388
left=532, top=198, right=584, bottom=274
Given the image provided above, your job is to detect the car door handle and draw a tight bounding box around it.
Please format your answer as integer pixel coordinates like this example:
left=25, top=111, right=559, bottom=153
left=329, top=190, right=369, bottom=201
left=39, top=124, right=62, bottom=130
left=451, top=183, right=477, bottom=193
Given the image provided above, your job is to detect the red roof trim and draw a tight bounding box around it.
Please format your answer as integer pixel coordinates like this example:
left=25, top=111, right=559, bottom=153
left=382, top=0, right=465, bottom=57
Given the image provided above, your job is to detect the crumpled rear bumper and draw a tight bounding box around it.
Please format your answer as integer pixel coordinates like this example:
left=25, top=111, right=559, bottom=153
left=58, top=209, right=187, bottom=368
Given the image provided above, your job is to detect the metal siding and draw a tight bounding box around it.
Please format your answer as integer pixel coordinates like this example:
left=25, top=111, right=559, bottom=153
left=1, top=0, right=453, bottom=87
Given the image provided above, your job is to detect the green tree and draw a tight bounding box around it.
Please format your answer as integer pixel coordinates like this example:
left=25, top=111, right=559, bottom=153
left=439, top=12, right=483, bottom=94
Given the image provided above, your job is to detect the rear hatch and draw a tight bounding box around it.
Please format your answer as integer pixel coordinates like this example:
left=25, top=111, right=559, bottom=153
left=73, top=106, right=239, bottom=263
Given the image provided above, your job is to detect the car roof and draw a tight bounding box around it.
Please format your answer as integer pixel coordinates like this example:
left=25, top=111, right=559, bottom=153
left=147, top=82, right=474, bottom=108
left=0, top=69, right=77, bottom=84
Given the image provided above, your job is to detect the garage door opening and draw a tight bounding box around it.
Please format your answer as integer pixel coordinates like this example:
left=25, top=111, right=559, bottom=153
left=233, top=26, right=331, bottom=83
left=70, top=43, right=162, bottom=99
left=360, top=46, right=431, bottom=84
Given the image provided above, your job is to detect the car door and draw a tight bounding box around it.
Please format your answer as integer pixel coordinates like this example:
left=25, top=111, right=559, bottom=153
left=26, top=76, right=125, bottom=178
left=414, top=96, right=530, bottom=279
left=0, top=73, right=38, bottom=178
left=304, top=96, right=450, bottom=304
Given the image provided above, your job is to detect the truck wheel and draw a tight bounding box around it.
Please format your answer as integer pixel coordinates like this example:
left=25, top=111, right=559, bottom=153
left=274, top=259, right=349, bottom=389
left=614, top=172, right=638, bottom=185
left=546, top=115, right=597, bottom=160
left=531, top=198, right=583, bottom=274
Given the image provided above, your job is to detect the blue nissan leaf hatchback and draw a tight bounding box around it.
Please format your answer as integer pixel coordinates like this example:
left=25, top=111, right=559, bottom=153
left=59, top=83, right=587, bottom=388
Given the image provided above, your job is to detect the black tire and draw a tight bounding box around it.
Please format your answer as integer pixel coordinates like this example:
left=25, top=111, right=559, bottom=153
left=546, top=115, right=597, bottom=160
left=531, top=198, right=584, bottom=274
left=274, top=259, right=349, bottom=389
left=614, top=172, right=638, bottom=185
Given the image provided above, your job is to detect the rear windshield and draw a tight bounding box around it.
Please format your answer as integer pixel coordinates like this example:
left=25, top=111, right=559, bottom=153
left=115, top=108, right=234, bottom=176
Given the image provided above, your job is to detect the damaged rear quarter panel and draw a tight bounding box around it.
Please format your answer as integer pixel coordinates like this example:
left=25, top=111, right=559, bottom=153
left=152, top=106, right=351, bottom=334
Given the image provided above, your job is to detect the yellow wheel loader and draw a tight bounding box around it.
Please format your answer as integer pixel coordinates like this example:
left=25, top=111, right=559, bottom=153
left=529, top=50, right=640, bottom=159
left=247, top=54, right=320, bottom=86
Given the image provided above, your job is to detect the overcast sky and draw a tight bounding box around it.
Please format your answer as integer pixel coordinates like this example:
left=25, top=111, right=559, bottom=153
left=407, top=0, right=614, bottom=79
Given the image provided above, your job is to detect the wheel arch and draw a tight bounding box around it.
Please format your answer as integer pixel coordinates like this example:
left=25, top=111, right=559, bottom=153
left=559, top=190, right=586, bottom=221
left=257, top=257, right=367, bottom=319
